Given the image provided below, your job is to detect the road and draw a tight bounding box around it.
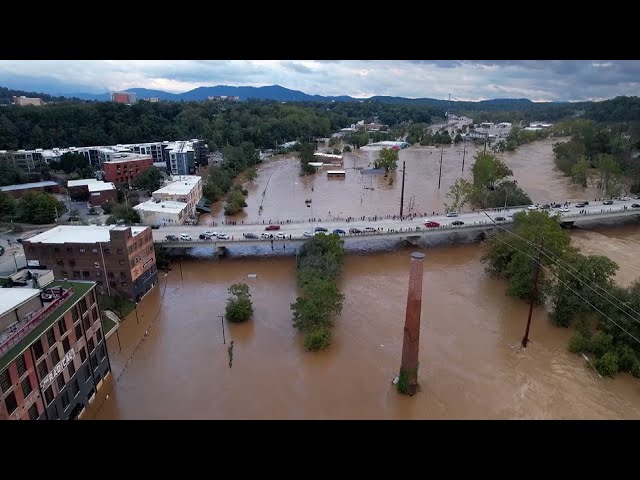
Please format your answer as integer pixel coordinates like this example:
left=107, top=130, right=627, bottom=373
left=153, top=199, right=640, bottom=246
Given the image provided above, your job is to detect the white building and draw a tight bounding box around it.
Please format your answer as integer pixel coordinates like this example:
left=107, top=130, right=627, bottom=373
left=134, top=200, right=190, bottom=226
left=152, top=175, right=203, bottom=216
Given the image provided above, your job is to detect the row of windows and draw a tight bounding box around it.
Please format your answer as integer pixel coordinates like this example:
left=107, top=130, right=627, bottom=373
left=32, top=245, right=128, bottom=256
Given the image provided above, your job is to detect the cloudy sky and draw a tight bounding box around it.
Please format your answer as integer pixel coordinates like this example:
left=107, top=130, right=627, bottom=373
left=0, top=60, right=638, bottom=102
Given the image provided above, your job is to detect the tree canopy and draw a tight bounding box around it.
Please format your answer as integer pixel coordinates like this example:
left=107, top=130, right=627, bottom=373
left=135, top=167, right=164, bottom=192
left=375, top=147, right=399, bottom=173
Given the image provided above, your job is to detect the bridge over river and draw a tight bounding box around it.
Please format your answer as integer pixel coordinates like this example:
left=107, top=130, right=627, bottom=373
left=154, top=200, right=640, bottom=250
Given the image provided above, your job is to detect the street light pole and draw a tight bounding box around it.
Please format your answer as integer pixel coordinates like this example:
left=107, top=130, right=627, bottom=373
left=218, top=315, right=226, bottom=344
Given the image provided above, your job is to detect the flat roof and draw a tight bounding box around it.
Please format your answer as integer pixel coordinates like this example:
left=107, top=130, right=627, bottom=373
left=0, top=181, right=58, bottom=192
left=134, top=200, right=187, bottom=214
left=25, top=225, right=147, bottom=244
left=154, top=176, right=201, bottom=195
left=0, top=288, right=42, bottom=319
left=88, top=182, right=116, bottom=193
left=104, top=154, right=152, bottom=164
left=67, top=178, right=99, bottom=188
left=327, top=170, right=346, bottom=174
left=0, top=280, right=95, bottom=372
left=314, top=153, right=343, bottom=159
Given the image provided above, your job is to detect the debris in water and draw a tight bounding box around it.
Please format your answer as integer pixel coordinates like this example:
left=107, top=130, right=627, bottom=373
left=248, top=274, right=257, bottom=279
left=392, top=376, right=399, bottom=385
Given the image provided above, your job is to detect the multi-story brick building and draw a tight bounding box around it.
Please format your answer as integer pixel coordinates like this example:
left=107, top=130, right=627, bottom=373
left=0, top=280, right=111, bottom=420
left=102, top=154, right=154, bottom=186
left=110, top=92, right=137, bottom=104
left=23, top=225, right=157, bottom=302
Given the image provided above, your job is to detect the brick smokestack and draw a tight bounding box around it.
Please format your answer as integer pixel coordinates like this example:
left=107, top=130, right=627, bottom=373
left=398, top=252, right=425, bottom=396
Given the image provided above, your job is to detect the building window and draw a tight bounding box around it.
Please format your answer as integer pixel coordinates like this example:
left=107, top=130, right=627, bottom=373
left=57, top=318, right=66, bottom=337
left=56, top=374, right=65, bottom=390
left=37, top=360, right=48, bottom=379
left=28, top=404, right=39, bottom=420
left=104, top=248, right=111, bottom=254
left=83, top=271, right=90, bottom=278
left=61, top=391, right=70, bottom=410
left=71, top=378, right=80, bottom=397
left=0, top=369, right=11, bottom=393
left=62, top=337, right=70, bottom=353
left=75, top=323, right=82, bottom=341
left=68, top=360, right=76, bottom=378
left=33, top=339, right=44, bottom=359
left=96, top=271, right=101, bottom=278
left=46, top=328, right=55, bottom=348
left=88, top=338, right=95, bottom=353
left=117, top=249, right=123, bottom=255
left=95, top=372, right=102, bottom=384
left=80, top=347, right=87, bottom=363
left=99, top=344, right=106, bottom=360
left=109, top=281, right=116, bottom=288
left=72, top=306, right=79, bottom=322
left=92, top=248, right=98, bottom=253
left=79, top=248, right=85, bottom=253
left=73, top=271, right=80, bottom=279
left=120, top=272, right=127, bottom=279
left=21, top=376, right=32, bottom=397
left=82, top=315, right=90, bottom=331
left=4, top=391, right=17, bottom=414
left=54, top=247, right=60, bottom=253
left=66, top=247, right=72, bottom=253
left=91, top=355, right=98, bottom=370
left=83, top=364, right=91, bottom=383
left=96, top=328, right=103, bottom=343
left=51, top=347, right=60, bottom=365
left=61, top=270, right=68, bottom=277
left=44, top=386, right=54, bottom=405
left=56, top=259, right=63, bottom=266
left=16, top=354, right=27, bottom=376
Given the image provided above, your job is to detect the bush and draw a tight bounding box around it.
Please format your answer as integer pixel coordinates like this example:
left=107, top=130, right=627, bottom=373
left=343, top=145, right=352, bottom=153
left=569, top=331, right=590, bottom=353
left=225, top=283, right=253, bottom=322
left=594, top=351, right=618, bottom=377
left=304, top=326, right=332, bottom=351
left=590, top=333, right=614, bottom=357
left=616, top=344, right=640, bottom=374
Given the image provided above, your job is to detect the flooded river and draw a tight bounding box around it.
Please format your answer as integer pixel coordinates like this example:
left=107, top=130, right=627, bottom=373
left=89, top=140, right=640, bottom=419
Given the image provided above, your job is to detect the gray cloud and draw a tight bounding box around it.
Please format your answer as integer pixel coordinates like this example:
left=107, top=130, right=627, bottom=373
left=0, top=60, right=636, bottom=101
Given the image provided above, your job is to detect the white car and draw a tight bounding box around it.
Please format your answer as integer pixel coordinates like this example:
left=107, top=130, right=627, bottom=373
left=275, top=233, right=286, bottom=239
left=203, top=231, right=217, bottom=237
left=180, top=234, right=192, bottom=241
left=527, top=205, right=538, bottom=210
left=446, top=212, right=459, bottom=217
left=303, top=231, right=313, bottom=237
left=560, top=207, right=570, bottom=213
left=217, top=233, right=230, bottom=240
left=261, top=233, right=271, bottom=239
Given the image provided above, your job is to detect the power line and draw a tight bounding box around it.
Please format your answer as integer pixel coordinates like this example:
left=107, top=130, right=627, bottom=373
left=490, top=234, right=640, bottom=345
left=483, top=212, right=640, bottom=326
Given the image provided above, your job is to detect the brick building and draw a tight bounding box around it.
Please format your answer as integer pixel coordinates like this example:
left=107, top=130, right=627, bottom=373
left=0, top=181, right=59, bottom=199
left=23, top=225, right=157, bottom=302
left=110, top=92, right=136, bottom=104
left=0, top=280, right=111, bottom=420
left=66, top=179, right=117, bottom=206
left=102, top=154, right=154, bottom=186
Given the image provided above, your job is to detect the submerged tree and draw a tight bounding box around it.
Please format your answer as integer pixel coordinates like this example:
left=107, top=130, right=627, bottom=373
left=225, top=283, right=254, bottom=323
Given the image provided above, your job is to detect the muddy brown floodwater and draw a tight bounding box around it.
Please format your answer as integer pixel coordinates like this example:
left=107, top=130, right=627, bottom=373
left=88, top=140, right=640, bottom=419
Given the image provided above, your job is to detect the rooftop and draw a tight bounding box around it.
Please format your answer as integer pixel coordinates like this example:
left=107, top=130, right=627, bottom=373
left=134, top=200, right=188, bottom=214
left=154, top=176, right=201, bottom=196
left=25, top=225, right=148, bottom=244
left=0, top=280, right=95, bottom=372
left=67, top=178, right=99, bottom=188
left=104, top=154, right=153, bottom=164
left=0, top=181, right=58, bottom=192
left=88, top=182, right=116, bottom=193
left=0, top=288, right=41, bottom=320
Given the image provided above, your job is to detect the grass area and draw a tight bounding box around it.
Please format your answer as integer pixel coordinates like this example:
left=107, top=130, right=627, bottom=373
left=101, top=316, right=118, bottom=337
left=97, top=294, right=135, bottom=319
left=0, top=280, right=95, bottom=372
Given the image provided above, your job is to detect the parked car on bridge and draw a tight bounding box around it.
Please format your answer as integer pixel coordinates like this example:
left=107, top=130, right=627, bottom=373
left=180, top=234, right=192, bottom=241
left=303, top=231, right=313, bottom=237
left=198, top=234, right=210, bottom=240
left=166, top=234, right=178, bottom=241
left=314, top=226, right=328, bottom=232
left=451, top=220, right=465, bottom=226
left=424, top=221, right=440, bottom=228
left=495, top=216, right=506, bottom=222
left=243, top=233, right=258, bottom=239
left=446, top=212, right=459, bottom=217
left=261, top=233, right=271, bottom=239
left=333, top=229, right=346, bottom=235
left=275, top=233, right=285, bottom=239
left=364, top=227, right=376, bottom=233
left=217, top=233, right=230, bottom=240
left=265, top=225, right=280, bottom=231
left=203, top=231, right=217, bottom=238
left=603, top=200, right=614, bottom=205
left=349, top=228, right=362, bottom=234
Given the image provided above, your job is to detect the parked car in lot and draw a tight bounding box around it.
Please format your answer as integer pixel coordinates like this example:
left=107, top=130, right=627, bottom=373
left=265, top=225, right=280, bottom=231
left=243, top=233, right=258, bottom=239
left=303, top=231, right=313, bottom=237
left=560, top=207, right=570, bottom=212
left=349, top=228, right=362, bottom=234
left=180, top=234, right=192, bottom=241
left=575, top=203, right=585, bottom=208
left=333, top=229, right=346, bottom=235
left=151, top=225, right=160, bottom=229
left=314, top=226, right=328, bottom=232
left=424, top=221, right=440, bottom=228
left=541, top=204, right=550, bottom=209
left=495, top=216, right=506, bottom=222
left=551, top=203, right=562, bottom=208
left=364, top=227, right=376, bottom=233
left=603, top=200, right=614, bottom=205
left=217, top=233, right=230, bottom=240
left=451, top=220, right=465, bottom=226
left=527, top=205, right=538, bottom=210
left=446, top=212, right=459, bottom=217
left=166, top=234, right=178, bottom=241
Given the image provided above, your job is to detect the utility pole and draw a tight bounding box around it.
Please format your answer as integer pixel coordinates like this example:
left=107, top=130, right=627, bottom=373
left=461, top=143, right=466, bottom=173
left=522, top=238, right=544, bottom=348
left=219, top=315, right=226, bottom=344
left=399, top=161, right=406, bottom=217
left=438, top=147, right=443, bottom=189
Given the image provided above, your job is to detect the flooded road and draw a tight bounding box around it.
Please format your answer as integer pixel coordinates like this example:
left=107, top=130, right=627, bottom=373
left=88, top=139, right=640, bottom=419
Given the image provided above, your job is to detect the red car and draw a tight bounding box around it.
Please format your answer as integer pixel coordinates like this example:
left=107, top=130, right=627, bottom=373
left=424, top=221, right=440, bottom=228
left=265, top=225, right=281, bottom=231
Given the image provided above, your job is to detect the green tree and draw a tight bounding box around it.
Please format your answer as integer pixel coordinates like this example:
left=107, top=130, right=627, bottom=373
left=106, top=204, right=141, bottom=225
left=0, top=159, right=27, bottom=186
left=224, top=188, right=247, bottom=215
left=0, top=191, right=16, bottom=220
left=444, top=178, right=473, bottom=213
left=225, top=283, right=254, bottom=323
left=14, top=191, right=65, bottom=224
left=135, top=167, right=164, bottom=192
left=246, top=167, right=258, bottom=182
left=375, top=147, right=399, bottom=173
left=472, top=152, right=513, bottom=190
left=570, top=157, right=590, bottom=187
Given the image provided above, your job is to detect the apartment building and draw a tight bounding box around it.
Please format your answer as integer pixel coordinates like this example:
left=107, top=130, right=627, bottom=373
left=23, top=225, right=157, bottom=302
left=152, top=175, right=202, bottom=217
left=12, top=96, right=44, bottom=106
left=0, top=280, right=110, bottom=420
left=0, top=150, right=45, bottom=175
left=111, top=92, right=137, bottom=104
left=102, top=154, right=154, bottom=186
